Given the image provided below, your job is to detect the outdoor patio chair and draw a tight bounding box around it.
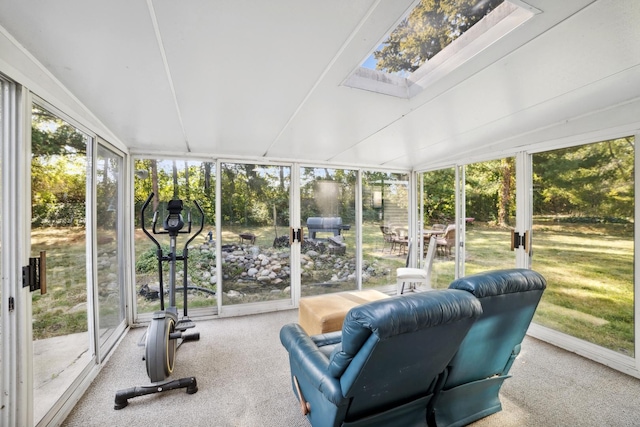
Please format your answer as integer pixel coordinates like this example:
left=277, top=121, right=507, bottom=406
left=436, top=225, right=456, bottom=256
left=379, top=225, right=396, bottom=253
left=397, top=236, right=437, bottom=294
left=392, top=226, right=409, bottom=255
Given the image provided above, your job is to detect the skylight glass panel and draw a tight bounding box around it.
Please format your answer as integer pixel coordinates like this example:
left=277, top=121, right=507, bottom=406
left=363, top=0, right=505, bottom=77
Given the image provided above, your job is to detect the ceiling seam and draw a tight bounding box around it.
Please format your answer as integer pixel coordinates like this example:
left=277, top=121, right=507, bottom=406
left=146, top=0, right=191, bottom=152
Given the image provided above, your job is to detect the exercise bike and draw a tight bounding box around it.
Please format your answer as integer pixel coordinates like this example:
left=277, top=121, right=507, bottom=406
left=115, top=193, right=205, bottom=409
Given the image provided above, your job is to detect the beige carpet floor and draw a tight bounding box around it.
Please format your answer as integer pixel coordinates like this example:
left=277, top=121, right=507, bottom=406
left=63, top=309, right=640, bottom=427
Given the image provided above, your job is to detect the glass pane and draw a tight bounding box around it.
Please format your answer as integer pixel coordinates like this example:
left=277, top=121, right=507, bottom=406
left=532, top=137, right=635, bottom=357
left=220, top=162, right=291, bottom=305
left=0, top=80, right=4, bottom=396
left=422, top=168, right=456, bottom=288
left=465, top=157, right=516, bottom=273
left=300, top=167, right=357, bottom=297
left=363, top=0, right=505, bottom=76
left=362, top=171, right=409, bottom=289
left=31, top=104, right=91, bottom=424
left=96, top=145, right=125, bottom=349
left=134, top=159, right=216, bottom=316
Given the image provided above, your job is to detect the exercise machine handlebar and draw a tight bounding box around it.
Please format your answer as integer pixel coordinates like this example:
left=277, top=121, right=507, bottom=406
left=140, top=193, right=205, bottom=249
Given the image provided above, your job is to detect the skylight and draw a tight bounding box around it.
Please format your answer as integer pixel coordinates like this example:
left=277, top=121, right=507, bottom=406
left=344, top=0, right=537, bottom=98
left=363, top=0, right=506, bottom=77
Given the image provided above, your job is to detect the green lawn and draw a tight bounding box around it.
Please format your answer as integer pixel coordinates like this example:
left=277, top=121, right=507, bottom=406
left=34, top=219, right=635, bottom=357
left=463, top=220, right=634, bottom=356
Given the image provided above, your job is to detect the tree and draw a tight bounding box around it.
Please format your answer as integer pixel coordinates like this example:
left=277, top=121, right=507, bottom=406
left=31, top=105, right=88, bottom=226
left=374, top=0, right=504, bottom=74
left=533, top=137, right=634, bottom=219
left=497, top=157, right=515, bottom=226
left=423, top=168, right=456, bottom=224
left=32, top=106, right=86, bottom=157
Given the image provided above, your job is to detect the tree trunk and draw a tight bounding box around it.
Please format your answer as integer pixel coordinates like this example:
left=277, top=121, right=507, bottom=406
left=151, top=160, right=159, bottom=211
left=497, top=158, right=513, bottom=226
left=172, top=160, right=179, bottom=198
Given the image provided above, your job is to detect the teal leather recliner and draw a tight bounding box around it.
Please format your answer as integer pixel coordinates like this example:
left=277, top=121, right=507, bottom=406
left=429, top=268, right=547, bottom=427
left=280, top=290, right=482, bottom=427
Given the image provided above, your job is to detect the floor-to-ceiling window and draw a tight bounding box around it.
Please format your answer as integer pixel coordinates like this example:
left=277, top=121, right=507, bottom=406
left=31, top=103, right=92, bottom=424
left=420, top=138, right=636, bottom=365
left=531, top=137, right=635, bottom=358
left=95, top=143, right=126, bottom=356
left=464, top=157, right=517, bottom=274
left=300, top=166, right=357, bottom=296
left=362, top=171, right=409, bottom=290
left=133, top=158, right=216, bottom=317
left=0, top=77, right=5, bottom=419
left=421, top=158, right=520, bottom=287
left=220, top=162, right=291, bottom=306
left=421, top=167, right=457, bottom=288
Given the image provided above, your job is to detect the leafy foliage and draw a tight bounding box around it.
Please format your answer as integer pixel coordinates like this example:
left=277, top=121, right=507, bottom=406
left=533, top=137, right=634, bottom=219
left=423, top=167, right=456, bottom=224
left=134, top=159, right=216, bottom=227
left=374, top=0, right=504, bottom=74
left=31, top=105, right=88, bottom=227
left=221, top=163, right=290, bottom=227
left=300, top=167, right=357, bottom=224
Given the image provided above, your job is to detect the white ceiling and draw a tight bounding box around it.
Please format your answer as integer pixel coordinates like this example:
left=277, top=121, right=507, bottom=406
left=1, top=0, right=639, bottom=170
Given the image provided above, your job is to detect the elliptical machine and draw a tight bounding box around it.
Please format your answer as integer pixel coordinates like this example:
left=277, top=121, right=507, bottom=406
left=115, top=193, right=205, bottom=409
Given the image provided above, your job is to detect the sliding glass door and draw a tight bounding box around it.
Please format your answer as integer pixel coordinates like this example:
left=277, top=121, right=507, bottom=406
left=95, top=144, right=126, bottom=356
left=220, top=162, right=291, bottom=306
left=31, top=104, right=92, bottom=424
left=464, top=157, right=517, bottom=274
left=531, top=137, right=635, bottom=357
left=300, top=166, right=357, bottom=296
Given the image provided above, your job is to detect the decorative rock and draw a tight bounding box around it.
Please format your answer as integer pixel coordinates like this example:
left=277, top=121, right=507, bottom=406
left=226, top=290, right=243, bottom=298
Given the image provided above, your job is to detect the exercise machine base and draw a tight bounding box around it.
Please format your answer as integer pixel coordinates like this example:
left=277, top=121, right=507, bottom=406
left=114, top=376, right=198, bottom=410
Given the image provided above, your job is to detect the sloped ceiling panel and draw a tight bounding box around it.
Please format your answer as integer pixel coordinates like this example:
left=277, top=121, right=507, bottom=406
left=0, top=0, right=188, bottom=149
left=153, top=0, right=385, bottom=157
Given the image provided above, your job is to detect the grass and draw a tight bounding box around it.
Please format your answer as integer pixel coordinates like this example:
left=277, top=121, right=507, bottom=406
left=463, top=220, right=634, bottom=356
left=32, top=219, right=635, bottom=357
left=31, top=227, right=88, bottom=340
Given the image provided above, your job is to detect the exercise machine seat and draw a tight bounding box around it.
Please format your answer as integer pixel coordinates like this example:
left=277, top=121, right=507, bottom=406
left=430, top=268, right=546, bottom=427
left=280, top=290, right=482, bottom=427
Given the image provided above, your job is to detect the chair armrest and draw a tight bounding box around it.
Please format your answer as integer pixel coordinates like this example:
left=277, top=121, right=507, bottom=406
left=311, top=330, right=343, bottom=347
left=280, top=323, right=343, bottom=404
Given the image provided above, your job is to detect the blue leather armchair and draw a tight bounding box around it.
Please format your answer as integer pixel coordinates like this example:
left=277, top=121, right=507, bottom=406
left=429, top=268, right=546, bottom=427
left=280, top=290, right=482, bottom=427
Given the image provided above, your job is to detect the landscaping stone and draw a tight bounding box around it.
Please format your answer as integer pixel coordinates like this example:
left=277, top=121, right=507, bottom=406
left=136, top=239, right=391, bottom=300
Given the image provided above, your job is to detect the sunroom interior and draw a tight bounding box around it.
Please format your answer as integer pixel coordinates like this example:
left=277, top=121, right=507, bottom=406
left=1, top=0, right=640, bottom=425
